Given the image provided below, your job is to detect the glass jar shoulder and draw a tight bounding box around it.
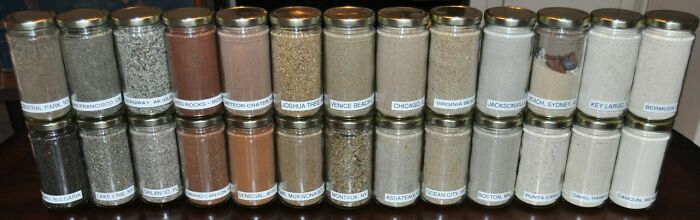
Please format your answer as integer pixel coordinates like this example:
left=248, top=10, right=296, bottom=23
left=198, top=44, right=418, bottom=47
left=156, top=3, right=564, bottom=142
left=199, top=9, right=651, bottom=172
left=130, top=122, right=175, bottom=134
left=7, top=27, right=60, bottom=42
left=572, top=125, right=620, bottom=138
left=114, top=22, right=165, bottom=37
left=536, top=26, right=587, bottom=39
left=218, top=25, right=269, bottom=39
left=376, top=126, right=423, bottom=137
left=324, top=26, right=375, bottom=38
left=166, top=24, right=216, bottom=38
left=621, top=126, right=670, bottom=140
left=80, top=123, right=127, bottom=137
left=425, top=124, right=472, bottom=136
left=430, top=24, right=480, bottom=36
left=642, top=27, right=695, bottom=40
left=30, top=124, right=78, bottom=140
left=227, top=123, right=274, bottom=136
left=483, top=25, right=534, bottom=38
left=524, top=124, right=571, bottom=136
left=377, top=25, right=428, bottom=37
left=474, top=125, right=522, bottom=137
left=61, top=25, right=112, bottom=39
left=178, top=123, right=225, bottom=136
left=278, top=125, right=323, bottom=137
left=271, top=25, right=321, bottom=37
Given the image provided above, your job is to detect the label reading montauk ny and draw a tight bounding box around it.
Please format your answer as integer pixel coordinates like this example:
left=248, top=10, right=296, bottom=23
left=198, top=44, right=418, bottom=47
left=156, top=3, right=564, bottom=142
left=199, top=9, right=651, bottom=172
left=142, top=185, right=180, bottom=198
left=330, top=190, right=369, bottom=202
left=522, top=191, right=560, bottom=203
left=281, top=96, right=323, bottom=111
left=384, top=189, right=420, bottom=203
left=72, top=94, right=123, bottom=112
left=186, top=184, right=230, bottom=201
left=95, top=185, right=135, bottom=202
left=330, top=94, right=374, bottom=111
left=391, top=98, right=424, bottom=111
left=425, top=186, right=466, bottom=200
left=486, top=98, right=527, bottom=111
left=224, top=94, right=273, bottom=111
left=41, top=190, right=83, bottom=204
left=124, top=93, right=173, bottom=108
left=174, top=94, right=223, bottom=110
left=238, top=184, right=277, bottom=201
left=433, top=96, right=474, bottom=110
left=279, top=184, right=325, bottom=202
left=589, top=100, right=626, bottom=112
left=614, top=192, right=656, bottom=205
left=527, top=93, right=577, bottom=110
left=476, top=191, right=513, bottom=202
left=22, top=97, right=71, bottom=113
left=642, top=103, right=677, bottom=114
left=570, top=191, right=608, bottom=203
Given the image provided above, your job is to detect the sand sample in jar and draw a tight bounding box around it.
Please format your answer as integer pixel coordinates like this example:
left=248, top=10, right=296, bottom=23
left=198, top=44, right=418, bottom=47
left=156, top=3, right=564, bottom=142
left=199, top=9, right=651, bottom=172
left=325, top=115, right=373, bottom=208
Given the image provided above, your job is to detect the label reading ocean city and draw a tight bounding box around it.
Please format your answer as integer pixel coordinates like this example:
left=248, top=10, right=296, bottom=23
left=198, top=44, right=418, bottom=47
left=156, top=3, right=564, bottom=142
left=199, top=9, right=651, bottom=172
left=278, top=184, right=325, bottom=202
left=486, top=98, right=527, bottom=111
left=124, top=93, right=173, bottom=108
left=433, top=96, right=475, bottom=110
left=185, top=184, right=230, bottom=201
left=95, top=185, right=135, bottom=202
left=614, top=191, right=656, bottom=206
left=330, top=190, right=369, bottom=202
left=41, top=190, right=83, bottom=204
left=281, top=96, right=323, bottom=111
left=142, top=185, right=180, bottom=198
left=522, top=191, right=560, bottom=203
left=384, top=189, right=420, bottom=203
left=527, top=93, right=577, bottom=110
left=588, top=100, right=626, bottom=112
left=330, top=95, right=374, bottom=111
left=476, top=191, right=513, bottom=202
left=72, top=94, right=123, bottom=112
left=174, top=94, right=223, bottom=110
left=642, top=103, right=677, bottom=114
left=237, top=184, right=277, bottom=201
left=391, top=98, right=425, bottom=111
left=224, top=94, right=273, bottom=111
left=569, top=191, right=608, bottom=203
left=21, top=97, right=71, bottom=113
left=424, top=186, right=466, bottom=200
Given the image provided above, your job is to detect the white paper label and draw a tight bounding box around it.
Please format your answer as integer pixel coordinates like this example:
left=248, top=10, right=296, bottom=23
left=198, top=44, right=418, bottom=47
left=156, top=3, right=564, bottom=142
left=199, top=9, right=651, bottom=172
left=384, top=189, right=420, bottom=203
left=425, top=186, right=466, bottom=200
left=279, top=184, right=324, bottom=202
left=569, top=191, right=608, bottom=203
left=281, top=96, right=323, bottom=111
left=237, top=184, right=277, bottom=201
left=95, top=185, right=135, bottom=202
left=614, top=192, right=656, bottom=206
left=174, top=94, right=223, bottom=110
left=642, top=103, right=677, bottom=114
left=589, top=100, right=626, bottom=112
left=186, top=184, right=231, bottom=201
left=124, top=93, right=173, bottom=108
left=521, top=191, right=560, bottom=203
left=224, top=94, right=273, bottom=111
left=527, top=93, right=577, bottom=110
left=433, top=96, right=475, bottom=110
left=476, top=191, right=513, bottom=202
left=142, top=185, right=180, bottom=198
left=486, top=98, right=527, bottom=111
left=72, top=94, right=123, bottom=112
left=21, top=97, right=71, bottom=113
left=330, top=190, right=369, bottom=202
left=41, top=190, right=83, bottom=204
left=391, top=98, right=425, bottom=111
left=330, top=94, right=374, bottom=111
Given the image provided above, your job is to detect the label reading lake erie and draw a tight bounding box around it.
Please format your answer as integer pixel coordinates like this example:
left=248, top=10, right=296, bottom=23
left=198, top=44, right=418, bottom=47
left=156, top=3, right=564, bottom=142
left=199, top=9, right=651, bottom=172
left=281, top=96, right=323, bottom=111
left=384, top=189, right=420, bottom=203
left=522, top=191, right=560, bottom=203
left=433, top=96, right=474, bottom=110
left=142, top=185, right=180, bottom=198
left=124, top=93, right=173, bottom=108
left=391, top=98, right=424, bottom=111
left=279, top=184, right=324, bottom=202
left=330, top=190, right=369, bottom=202
left=224, top=94, right=273, bottom=111
left=570, top=191, right=608, bottom=203
left=174, top=94, right=222, bottom=110
left=476, top=191, right=513, bottom=202
left=41, top=190, right=83, bottom=204
left=589, top=100, right=626, bottom=112
left=527, top=93, right=577, bottom=110
left=642, top=103, right=677, bottom=114
left=425, top=186, right=466, bottom=200
left=22, top=97, right=71, bottom=113
left=237, top=184, right=277, bottom=201
left=614, top=191, right=656, bottom=206
left=186, top=184, right=230, bottom=201
left=486, top=98, right=527, bottom=111
left=95, top=185, right=135, bottom=202
left=330, top=94, right=374, bottom=111
left=72, top=94, right=122, bottom=112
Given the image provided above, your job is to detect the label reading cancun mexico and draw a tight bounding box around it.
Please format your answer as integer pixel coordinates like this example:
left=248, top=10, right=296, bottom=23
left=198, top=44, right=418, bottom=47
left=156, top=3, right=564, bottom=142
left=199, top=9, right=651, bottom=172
left=95, top=185, right=135, bottom=202
left=588, top=100, right=626, bottom=112
left=476, top=191, right=513, bottom=202
left=224, top=94, right=273, bottom=111
left=425, top=186, right=466, bottom=200
left=486, top=99, right=527, bottom=111
left=330, top=94, right=374, bottom=111
left=570, top=191, right=608, bottom=203
left=174, top=94, right=223, bottom=110
left=527, top=93, right=577, bottom=110
left=330, top=190, right=369, bottom=202
left=142, top=185, right=180, bottom=198
left=391, top=98, right=425, bottom=111
left=186, top=184, right=230, bottom=201
left=521, top=191, right=560, bottom=203
left=41, top=190, right=83, bottom=204
left=433, top=96, right=474, bottom=110
left=237, top=184, right=277, bottom=201
left=614, top=191, right=656, bottom=206
left=384, top=189, right=420, bottom=203
left=22, top=97, right=71, bottom=113
left=279, top=184, right=324, bottom=202
left=642, top=103, right=677, bottom=114
left=124, top=93, right=173, bottom=108
left=72, top=94, right=123, bottom=112
left=281, top=96, right=323, bottom=111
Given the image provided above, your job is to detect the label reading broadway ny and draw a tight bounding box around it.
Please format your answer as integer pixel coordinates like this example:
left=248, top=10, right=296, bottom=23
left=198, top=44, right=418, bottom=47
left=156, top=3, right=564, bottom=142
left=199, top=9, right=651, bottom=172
left=142, top=185, right=180, bottom=198
left=433, top=96, right=475, bottom=110
left=124, top=93, right=173, bottom=108
left=22, top=97, right=71, bottom=113
left=279, top=184, right=324, bottom=202
left=330, top=190, right=369, bottom=202
left=186, top=184, right=230, bottom=201
left=392, top=98, right=424, bottom=111
left=425, top=186, right=466, bottom=200
left=95, top=185, right=135, bottom=202
left=384, top=189, right=420, bottom=203
left=281, top=96, right=323, bottom=111
left=72, top=94, right=123, bottom=112
left=330, top=94, right=374, bottom=111
left=527, top=93, right=577, bottom=110
left=174, top=94, right=223, bottom=110
left=238, top=184, right=277, bottom=201
left=41, top=190, right=83, bottom=204
left=224, top=94, right=273, bottom=111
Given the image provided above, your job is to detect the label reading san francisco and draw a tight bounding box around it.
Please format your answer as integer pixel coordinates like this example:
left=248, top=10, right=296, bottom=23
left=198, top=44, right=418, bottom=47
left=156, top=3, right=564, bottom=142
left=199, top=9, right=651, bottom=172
left=72, top=94, right=123, bottom=112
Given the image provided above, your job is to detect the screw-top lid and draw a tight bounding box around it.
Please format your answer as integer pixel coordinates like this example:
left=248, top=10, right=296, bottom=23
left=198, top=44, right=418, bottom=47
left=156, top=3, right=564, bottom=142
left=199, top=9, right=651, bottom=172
left=128, top=110, right=174, bottom=127
left=326, top=114, right=373, bottom=129
left=474, top=110, right=523, bottom=129
left=216, top=6, right=267, bottom=27
left=323, top=6, right=375, bottom=28
left=77, top=113, right=125, bottom=129
left=226, top=110, right=273, bottom=129
left=525, top=111, right=573, bottom=129
left=163, top=7, right=213, bottom=27
left=25, top=112, right=74, bottom=131
left=376, top=112, right=423, bottom=129
left=5, top=11, right=56, bottom=31
left=276, top=113, right=323, bottom=129
left=484, top=6, right=536, bottom=27
left=176, top=114, right=223, bottom=128
left=425, top=109, right=472, bottom=128
left=430, top=5, right=482, bottom=26
left=377, top=7, right=429, bottom=28
left=575, top=111, right=623, bottom=130
left=625, top=113, right=674, bottom=132
left=590, top=8, right=643, bottom=29
left=56, top=8, right=109, bottom=29
left=645, top=10, right=699, bottom=31
left=537, top=7, right=589, bottom=29
left=270, top=6, right=321, bottom=27
left=111, top=6, right=162, bottom=27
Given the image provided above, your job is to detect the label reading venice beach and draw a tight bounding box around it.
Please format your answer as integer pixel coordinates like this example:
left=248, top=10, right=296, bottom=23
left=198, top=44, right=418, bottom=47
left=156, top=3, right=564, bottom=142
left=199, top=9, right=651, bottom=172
left=72, top=94, right=123, bottom=112
left=486, top=98, right=527, bottom=111
left=527, top=93, right=577, bottom=110
left=142, top=185, right=180, bottom=198
left=238, top=184, right=277, bottom=201
left=95, top=185, right=135, bottom=202
left=425, top=186, right=466, bottom=200
left=330, top=190, right=369, bottom=202
left=476, top=191, right=513, bottom=202
left=224, top=94, right=273, bottom=111
left=186, top=184, right=230, bottom=201
left=279, top=184, right=324, bottom=202
left=614, top=192, right=656, bottom=206
left=589, top=100, right=626, bottom=112
left=384, top=189, right=420, bottom=203
left=522, top=191, right=560, bottom=203
left=174, top=94, right=223, bottom=110
left=642, top=103, right=677, bottom=114
left=330, top=94, right=374, bottom=111
left=281, top=96, right=323, bottom=111
left=41, top=190, right=83, bottom=204
left=22, top=97, right=71, bottom=113
left=391, top=98, right=424, bottom=111
left=570, top=191, right=608, bottom=203
left=433, top=96, right=475, bottom=110
left=124, top=93, right=173, bottom=108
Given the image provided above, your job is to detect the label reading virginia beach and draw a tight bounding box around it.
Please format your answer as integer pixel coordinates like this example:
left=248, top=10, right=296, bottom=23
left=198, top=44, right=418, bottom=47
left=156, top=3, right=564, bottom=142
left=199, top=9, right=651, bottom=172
left=186, top=184, right=230, bottom=201
left=22, top=97, right=71, bottom=113
left=124, top=93, right=173, bottom=108
left=476, top=191, right=513, bottom=202
left=614, top=192, right=656, bottom=206
left=392, top=98, right=425, bottom=111
left=142, top=185, right=180, bottom=198
left=41, top=190, right=83, bottom=204
left=330, top=190, right=369, bottom=202
left=642, top=103, right=677, bottom=114
left=279, top=184, right=324, bottom=202
left=527, top=93, right=577, bottom=110
left=486, top=98, right=527, bottom=111
left=174, top=94, right=223, bottom=110
left=224, top=94, right=273, bottom=111
left=384, top=189, right=420, bottom=203
left=95, top=185, right=135, bottom=202
left=433, top=96, right=475, bottom=110
left=570, top=191, right=608, bottom=203
left=589, top=100, right=626, bottom=112
left=522, top=191, right=560, bottom=203
left=281, top=96, right=323, bottom=111
left=330, top=94, right=374, bottom=111
left=237, top=184, right=277, bottom=201
left=72, top=94, right=123, bottom=112
left=425, top=186, right=466, bottom=200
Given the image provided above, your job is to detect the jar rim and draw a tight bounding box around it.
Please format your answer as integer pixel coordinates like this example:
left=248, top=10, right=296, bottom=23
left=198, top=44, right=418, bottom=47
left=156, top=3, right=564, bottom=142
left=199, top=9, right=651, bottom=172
left=575, top=111, right=623, bottom=130
left=226, top=110, right=273, bottom=129
left=270, top=6, right=321, bottom=27
left=163, top=7, right=213, bottom=27
left=216, top=6, right=267, bottom=27
left=5, top=10, right=56, bottom=31
left=425, top=109, right=472, bottom=128
left=176, top=114, right=223, bottom=128
left=430, top=5, right=482, bottom=27
left=590, top=8, right=644, bottom=29
left=56, top=8, right=109, bottom=29
left=25, top=112, right=74, bottom=131
left=323, top=6, right=375, bottom=28
left=376, top=112, right=422, bottom=129
left=326, top=114, right=373, bottom=129
left=525, top=111, right=573, bottom=129
left=377, top=7, right=428, bottom=28
left=645, top=10, right=699, bottom=31
left=276, top=113, right=323, bottom=129
left=484, top=6, right=536, bottom=27
left=537, top=7, right=590, bottom=29
left=625, top=113, right=674, bottom=132
left=111, top=6, right=162, bottom=27
left=474, top=109, right=523, bottom=129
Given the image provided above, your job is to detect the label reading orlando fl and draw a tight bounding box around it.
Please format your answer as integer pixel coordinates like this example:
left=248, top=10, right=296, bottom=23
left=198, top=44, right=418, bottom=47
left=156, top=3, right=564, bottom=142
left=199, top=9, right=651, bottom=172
left=391, top=98, right=425, bottom=111
left=279, top=184, right=324, bottom=202
left=569, top=191, right=608, bottom=203
left=224, top=94, right=273, bottom=111
left=330, top=94, right=374, bottom=111
left=486, top=98, right=527, bottom=111
left=384, top=189, right=420, bottom=203
left=142, top=185, right=180, bottom=198
left=330, top=190, right=369, bottom=202
left=588, top=100, right=626, bottom=112
left=521, top=191, right=560, bottom=203
left=614, top=191, right=656, bottom=206
left=72, top=94, right=123, bottom=112
left=41, top=190, right=83, bottom=204
left=433, top=96, right=475, bottom=110
left=237, top=184, right=277, bottom=201
left=22, top=97, right=71, bottom=113
left=95, top=185, right=135, bottom=202
left=186, top=184, right=230, bottom=201
left=425, top=186, right=466, bottom=200
left=174, top=94, right=223, bottom=110
left=281, top=96, right=323, bottom=111
left=476, top=191, right=513, bottom=202
left=527, top=93, right=577, bottom=110
left=124, top=92, right=173, bottom=108
left=642, top=103, right=677, bottom=114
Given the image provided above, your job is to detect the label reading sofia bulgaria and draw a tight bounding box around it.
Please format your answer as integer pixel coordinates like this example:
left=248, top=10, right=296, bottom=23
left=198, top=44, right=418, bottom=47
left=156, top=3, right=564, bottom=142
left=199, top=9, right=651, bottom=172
left=392, top=98, right=425, bottom=111
left=124, top=93, right=173, bottom=108
left=642, top=103, right=677, bottom=114
left=238, top=184, right=277, bottom=201
left=72, top=94, right=123, bottom=112
left=570, top=191, right=607, bottom=203
left=186, top=184, right=230, bottom=201
left=527, top=93, right=577, bottom=110
left=330, top=95, right=374, bottom=111
left=589, top=100, right=626, bottom=112
left=434, top=96, right=475, bottom=110
left=425, top=186, right=466, bottom=200
left=522, top=191, right=560, bottom=203
left=279, top=184, right=325, bottom=202
left=224, top=94, right=273, bottom=111
left=615, top=192, right=656, bottom=206
left=42, top=190, right=83, bottom=204
left=330, top=190, right=369, bottom=202
left=486, top=99, right=527, bottom=111
left=174, top=94, right=223, bottom=110
left=22, top=97, right=71, bottom=113
left=477, top=191, right=512, bottom=202
left=384, top=189, right=420, bottom=203
left=143, top=185, right=180, bottom=198
left=95, top=185, right=135, bottom=202
left=281, top=96, right=323, bottom=111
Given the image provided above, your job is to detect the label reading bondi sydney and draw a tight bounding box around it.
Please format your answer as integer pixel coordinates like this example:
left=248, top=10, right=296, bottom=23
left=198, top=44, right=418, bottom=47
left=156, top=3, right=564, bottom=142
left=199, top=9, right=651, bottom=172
left=224, top=94, right=273, bottom=111
left=124, top=93, right=173, bottom=108
left=522, top=191, right=560, bottom=203
left=588, top=100, right=626, bottom=112
left=527, top=93, right=577, bottom=110
left=425, top=186, right=466, bottom=200
left=391, top=98, right=424, bottom=111
left=281, top=96, right=323, bottom=111
left=72, top=94, right=122, bottom=112
left=384, top=189, right=420, bottom=203
left=186, top=184, right=230, bottom=201
left=237, top=184, right=277, bottom=201
left=22, top=97, right=71, bottom=113
left=433, top=96, right=474, bottom=110
left=330, top=190, right=369, bottom=202
left=330, top=94, right=374, bottom=111
left=486, top=99, right=527, bottom=111
left=41, top=190, right=83, bottom=204
left=279, top=184, right=324, bottom=202
left=174, top=94, right=223, bottom=110
left=95, top=185, right=135, bottom=202
left=642, top=103, right=677, bottom=114
left=142, top=185, right=180, bottom=198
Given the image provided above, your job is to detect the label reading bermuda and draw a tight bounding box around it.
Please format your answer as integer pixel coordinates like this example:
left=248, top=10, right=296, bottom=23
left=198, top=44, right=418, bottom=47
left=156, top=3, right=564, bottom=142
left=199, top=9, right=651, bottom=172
left=224, top=94, right=273, bottom=111
left=330, top=94, right=374, bottom=111
left=476, top=191, right=513, bottom=202
left=186, top=184, right=230, bottom=201
left=95, top=185, right=135, bottom=202
left=642, top=103, right=677, bottom=114
left=237, top=184, right=277, bottom=201
left=279, top=184, right=324, bottom=202
left=433, top=96, right=475, bottom=110
left=486, top=98, right=527, bottom=111
left=569, top=191, right=608, bottom=203
left=174, top=94, right=223, bottom=110
left=124, top=93, right=173, bottom=108
left=391, top=98, right=424, bottom=111
left=281, top=96, right=323, bottom=111
left=384, top=189, right=420, bottom=203
left=424, top=186, right=466, bottom=200
left=614, top=191, right=656, bottom=206
left=41, top=190, right=83, bottom=204
left=589, top=100, right=626, bottom=112
left=72, top=94, right=123, bottom=112
left=521, top=191, right=560, bottom=203
left=527, top=93, right=577, bottom=110
left=330, top=190, right=369, bottom=202
left=22, top=97, right=71, bottom=113
left=142, top=185, right=180, bottom=198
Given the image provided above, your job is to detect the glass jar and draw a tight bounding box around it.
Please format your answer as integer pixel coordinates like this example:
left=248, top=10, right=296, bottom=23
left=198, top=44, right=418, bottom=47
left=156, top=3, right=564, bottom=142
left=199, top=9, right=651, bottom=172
left=468, top=110, right=523, bottom=207
left=427, top=6, right=481, bottom=116
left=57, top=9, right=123, bottom=119
left=562, top=111, right=622, bottom=208
left=514, top=111, right=572, bottom=207
left=217, top=7, right=273, bottom=117
left=163, top=7, right=222, bottom=118
left=577, top=9, right=643, bottom=119
left=527, top=7, right=589, bottom=118
left=374, top=114, right=423, bottom=208
left=128, top=112, right=183, bottom=205
left=628, top=10, right=698, bottom=120
left=323, top=6, right=375, bottom=118
left=270, top=6, right=323, bottom=118
left=176, top=115, right=230, bottom=207
left=325, top=115, right=373, bottom=209
left=77, top=113, right=136, bottom=207
left=112, top=6, right=173, bottom=116
left=421, top=110, right=472, bottom=206
left=26, top=114, right=90, bottom=209
left=276, top=114, right=325, bottom=207
left=226, top=111, right=277, bottom=207
left=609, top=114, right=673, bottom=209
left=375, top=7, right=429, bottom=119
left=5, top=11, right=71, bottom=121
left=475, top=7, right=536, bottom=118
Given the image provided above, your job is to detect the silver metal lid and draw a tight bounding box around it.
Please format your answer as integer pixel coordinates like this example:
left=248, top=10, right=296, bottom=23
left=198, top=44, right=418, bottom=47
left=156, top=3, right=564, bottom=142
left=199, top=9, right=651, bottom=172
left=128, top=111, right=174, bottom=127
left=430, top=5, right=482, bottom=26
left=5, top=11, right=56, bottom=31
left=276, top=113, right=323, bottom=129
left=163, top=7, right=213, bottom=27
left=575, top=111, right=622, bottom=130
left=56, top=8, right=109, bottom=29
left=426, top=109, right=472, bottom=128
left=377, top=7, right=429, bottom=28
left=226, top=110, right=273, bottom=129
left=525, top=111, right=573, bottom=129
left=111, top=6, right=162, bottom=27
left=270, top=6, right=321, bottom=27
left=77, top=113, right=125, bottom=129
left=645, top=10, right=699, bottom=31
left=537, top=7, right=590, bottom=29
left=376, top=113, right=422, bottom=130
left=625, top=113, right=674, bottom=132
left=484, top=6, right=536, bottom=27
left=590, top=8, right=643, bottom=29
left=25, top=112, right=74, bottom=131
left=216, top=6, right=267, bottom=27
left=474, top=109, right=523, bottom=129
left=323, top=6, right=375, bottom=28
left=326, top=114, right=373, bottom=129
left=176, top=114, right=223, bottom=128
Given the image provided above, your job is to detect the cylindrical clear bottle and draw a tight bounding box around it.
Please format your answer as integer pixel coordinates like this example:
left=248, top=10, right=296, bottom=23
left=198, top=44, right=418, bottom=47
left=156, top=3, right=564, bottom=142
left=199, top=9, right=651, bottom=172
left=609, top=114, right=673, bottom=209
left=276, top=114, right=325, bottom=207
left=323, top=6, right=376, bottom=118
left=527, top=7, right=589, bottom=118
left=375, top=7, right=429, bottom=119
left=475, top=7, right=536, bottom=118
left=374, top=114, right=423, bottom=208
left=427, top=6, right=481, bottom=116
left=628, top=10, right=698, bottom=120
left=5, top=11, right=72, bottom=121
left=468, top=110, right=523, bottom=207
left=112, top=6, right=173, bottom=116
left=514, top=111, right=572, bottom=207
left=325, top=115, right=373, bottom=209
left=270, top=7, right=323, bottom=118
left=577, top=9, right=643, bottom=119
left=217, top=7, right=273, bottom=117
left=562, top=111, right=622, bottom=208
left=57, top=9, right=123, bottom=119
left=163, top=7, right=223, bottom=118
